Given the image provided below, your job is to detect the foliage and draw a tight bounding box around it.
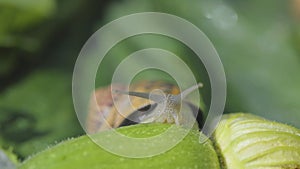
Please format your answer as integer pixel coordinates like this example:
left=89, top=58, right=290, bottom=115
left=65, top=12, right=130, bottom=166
left=0, top=0, right=299, bottom=162
left=0, top=70, right=83, bottom=157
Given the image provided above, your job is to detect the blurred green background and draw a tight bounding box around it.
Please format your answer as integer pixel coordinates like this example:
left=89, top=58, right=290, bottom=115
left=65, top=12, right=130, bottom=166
left=0, top=0, right=299, bottom=160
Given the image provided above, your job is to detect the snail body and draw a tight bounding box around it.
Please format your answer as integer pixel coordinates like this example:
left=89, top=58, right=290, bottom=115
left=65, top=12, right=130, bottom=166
left=87, top=81, right=204, bottom=134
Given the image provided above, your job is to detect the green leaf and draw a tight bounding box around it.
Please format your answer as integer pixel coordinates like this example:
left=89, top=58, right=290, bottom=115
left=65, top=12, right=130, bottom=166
left=0, top=70, right=83, bottom=157
left=213, top=113, right=300, bottom=169
left=102, top=0, right=300, bottom=128
left=19, top=123, right=220, bottom=169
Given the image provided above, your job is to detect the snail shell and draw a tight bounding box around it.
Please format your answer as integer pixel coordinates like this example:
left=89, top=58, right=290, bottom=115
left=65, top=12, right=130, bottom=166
left=86, top=81, right=204, bottom=134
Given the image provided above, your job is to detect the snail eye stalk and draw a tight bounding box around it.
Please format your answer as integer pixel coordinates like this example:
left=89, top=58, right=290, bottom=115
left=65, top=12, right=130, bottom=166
left=114, top=83, right=203, bottom=104
left=114, top=90, right=165, bottom=103
left=177, top=83, right=203, bottom=100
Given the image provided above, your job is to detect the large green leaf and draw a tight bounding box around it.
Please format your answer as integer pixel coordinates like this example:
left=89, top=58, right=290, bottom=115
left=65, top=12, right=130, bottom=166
left=19, top=123, right=220, bottom=169
left=101, top=0, right=300, bottom=128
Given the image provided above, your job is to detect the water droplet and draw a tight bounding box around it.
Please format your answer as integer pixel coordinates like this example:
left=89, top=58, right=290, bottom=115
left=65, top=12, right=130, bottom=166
left=205, top=3, right=238, bottom=30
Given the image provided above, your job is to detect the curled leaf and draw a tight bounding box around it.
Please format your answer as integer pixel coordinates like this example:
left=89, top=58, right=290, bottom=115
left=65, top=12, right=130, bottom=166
left=213, top=113, right=300, bottom=169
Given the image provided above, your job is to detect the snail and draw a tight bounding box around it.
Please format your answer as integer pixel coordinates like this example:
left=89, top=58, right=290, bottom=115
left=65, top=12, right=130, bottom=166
left=86, top=81, right=204, bottom=134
